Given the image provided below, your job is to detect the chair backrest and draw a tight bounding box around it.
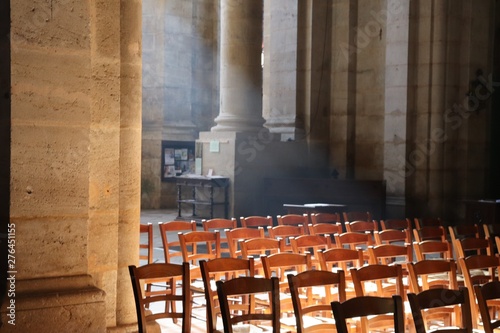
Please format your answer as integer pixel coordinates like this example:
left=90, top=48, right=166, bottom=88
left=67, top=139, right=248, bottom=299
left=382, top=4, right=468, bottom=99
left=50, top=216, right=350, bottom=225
left=240, top=215, right=273, bottom=228
left=277, top=214, right=309, bottom=226
left=200, top=258, right=255, bottom=333
left=267, top=224, right=306, bottom=251
left=310, top=212, right=342, bottom=224
left=351, top=264, right=404, bottom=299
left=287, top=269, right=346, bottom=333
left=178, top=230, right=221, bottom=278
left=407, top=259, right=458, bottom=293
left=129, top=262, right=191, bottom=333
left=380, top=218, right=412, bottom=230
left=345, top=220, right=378, bottom=233
left=290, top=234, right=332, bottom=255
left=226, top=227, right=265, bottom=258
left=139, top=223, right=154, bottom=265
left=308, top=222, right=343, bottom=237
left=414, top=240, right=453, bottom=261
left=158, top=220, right=197, bottom=263
left=449, top=224, right=480, bottom=241
left=374, top=229, right=411, bottom=245
left=473, top=280, right=500, bottom=333
left=414, top=217, right=442, bottom=229
left=335, top=231, right=374, bottom=254
left=202, top=218, right=237, bottom=256
left=216, top=276, right=280, bottom=333
left=261, top=252, right=312, bottom=301
left=453, top=236, right=493, bottom=259
left=413, top=226, right=447, bottom=243
left=368, top=243, right=413, bottom=266
left=407, top=287, right=473, bottom=333
left=318, top=247, right=364, bottom=273
left=331, top=295, right=405, bottom=333
left=343, top=211, right=372, bottom=223
left=240, top=237, right=282, bottom=259
left=458, top=254, right=500, bottom=327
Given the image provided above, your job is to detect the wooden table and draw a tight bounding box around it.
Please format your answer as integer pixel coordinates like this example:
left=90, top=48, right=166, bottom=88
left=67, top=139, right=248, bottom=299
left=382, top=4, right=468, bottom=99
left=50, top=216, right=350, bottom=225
left=175, top=176, right=229, bottom=219
left=283, top=203, right=347, bottom=215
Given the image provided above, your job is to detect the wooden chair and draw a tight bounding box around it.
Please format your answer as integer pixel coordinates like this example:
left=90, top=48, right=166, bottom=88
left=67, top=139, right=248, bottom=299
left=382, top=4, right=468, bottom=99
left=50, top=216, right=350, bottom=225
left=318, top=247, right=364, bottom=273
left=240, top=237, right=282, bottom=276
left=310, top=212, right=342, bottom=224
left=343, top=211, right=372, bottom=223
left=334, top=231, right=373, bottom=261
left=331, top=295, right=405, bottom=333
left=267, top=224, right=306, bottom=251
left=287, top=269, right=346, bottom=333
left=216, top=276, right=281, bottom=333
left=240, top=215, right=274, bottom=229
left=414, top=240, right=453, bottom=261
left=318, top=247, right=364, bottom=299
left=200, top=257, right=255, bottom=333
left=408, top=287, right=473, bottom=333
left=290, top=234, right=332, bottom=268
left=261, top=252, right=312, bottom=320
left=225, top=227, right=265, bottom=258
left=178, top=230, right=221, bottom=311
left=158, top=220, right=197, bottom=264
left=413, top=226, right=448, bottom=243
left=407, top=259, right=460, bottom=330
left=407, top=259, right=459, bottom=293
left=473, top=280, right=500, bottom=333
left=458, top=254, right=500, bottom=328
left=350, top=264, right=406, bottom=332
left=414, top=217, right=443, bottom=229
left=140, top=223, right=154, bottom=265
left=374, top=228, right=412, bottom=245
left=202, top=218, right=237, bottom=257
left=129, top=262, right=191, bottom=333
left=380, top=218, right=412, bottom=231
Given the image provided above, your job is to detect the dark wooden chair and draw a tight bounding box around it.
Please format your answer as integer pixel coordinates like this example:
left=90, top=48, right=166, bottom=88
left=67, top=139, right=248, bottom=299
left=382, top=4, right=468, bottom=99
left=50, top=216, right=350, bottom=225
left=331, top=295, right=405, bottom=333
left=216, top=276, right=280, bottom=333
left=408, top=287, right=472, bottom=333
left=128, top=262, right=191, bottom=333
left=473, top=280, right=500, bottom=333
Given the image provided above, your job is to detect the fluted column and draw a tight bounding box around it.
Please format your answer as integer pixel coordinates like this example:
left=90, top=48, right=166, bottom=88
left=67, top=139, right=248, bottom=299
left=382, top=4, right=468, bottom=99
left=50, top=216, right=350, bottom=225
left=212, top=0, right=265, bottom=132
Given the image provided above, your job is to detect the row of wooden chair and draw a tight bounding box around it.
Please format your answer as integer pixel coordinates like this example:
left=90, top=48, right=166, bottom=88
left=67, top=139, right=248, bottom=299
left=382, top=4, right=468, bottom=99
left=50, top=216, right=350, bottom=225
left=130, top=252, right=500, bottom=333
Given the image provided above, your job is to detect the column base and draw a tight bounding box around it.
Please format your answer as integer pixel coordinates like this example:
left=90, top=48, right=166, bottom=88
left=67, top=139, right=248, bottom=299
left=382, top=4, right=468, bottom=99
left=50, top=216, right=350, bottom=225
left=0, top=275, right=106, bottom=333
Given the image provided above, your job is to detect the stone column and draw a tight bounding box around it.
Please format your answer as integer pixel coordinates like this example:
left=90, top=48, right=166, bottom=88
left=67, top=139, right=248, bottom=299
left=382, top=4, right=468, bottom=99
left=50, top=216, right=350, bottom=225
left=116, top=0, right=142, bottom=329
left=383, top=0, right=410, bottom=218
left=212, top=0, right=265, bottom=132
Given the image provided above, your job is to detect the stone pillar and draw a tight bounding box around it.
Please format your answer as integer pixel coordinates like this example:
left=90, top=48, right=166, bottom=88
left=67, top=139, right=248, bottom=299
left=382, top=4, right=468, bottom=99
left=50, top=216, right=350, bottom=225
left=263, top=0, right=303, bottom=141
left=383, top=0, right=410, bottom=218
left=212, top=0, right=265, bottom=132
left=5, top=0, right=142, bottom=331
left=116, top=0, right=142, bottom=329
